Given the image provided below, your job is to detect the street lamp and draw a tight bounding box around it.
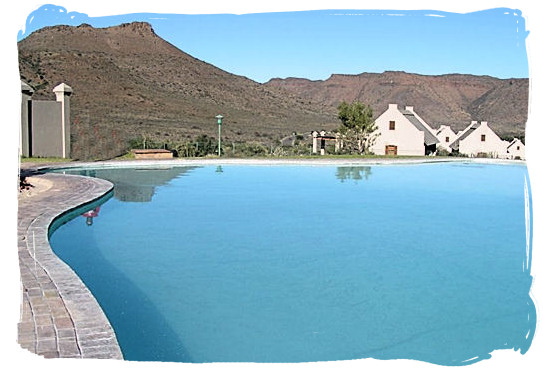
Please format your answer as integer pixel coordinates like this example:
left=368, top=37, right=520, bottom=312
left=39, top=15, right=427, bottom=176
left=215, top=114, right=223, bottom=157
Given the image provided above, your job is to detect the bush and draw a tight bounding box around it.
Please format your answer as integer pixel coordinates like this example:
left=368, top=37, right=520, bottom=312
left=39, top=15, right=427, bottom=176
left=436, top=147, right=450, bottom=156
left=175, top=135, right=220, bottom=157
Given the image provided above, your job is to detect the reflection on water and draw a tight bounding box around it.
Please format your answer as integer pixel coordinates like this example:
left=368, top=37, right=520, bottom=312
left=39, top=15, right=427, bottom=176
left=336, top=166, right=372, bottom=182
left=49, top=164, right=535, bottom=365
left=82, top=206, right=100, bottom=226
left=62, top=166, right=199, bottom=202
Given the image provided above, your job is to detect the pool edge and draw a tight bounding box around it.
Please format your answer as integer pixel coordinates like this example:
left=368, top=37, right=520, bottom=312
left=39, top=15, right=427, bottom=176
left=17, top=172, right=123, bottom=360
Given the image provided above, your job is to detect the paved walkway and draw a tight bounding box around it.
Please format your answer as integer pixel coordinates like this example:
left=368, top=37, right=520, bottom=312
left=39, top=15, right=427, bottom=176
left=17, top=169, right=123, bottom=359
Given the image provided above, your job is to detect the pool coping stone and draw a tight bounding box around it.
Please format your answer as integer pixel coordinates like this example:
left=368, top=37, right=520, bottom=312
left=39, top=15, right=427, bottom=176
left=18, top=169, right=123, bottom=360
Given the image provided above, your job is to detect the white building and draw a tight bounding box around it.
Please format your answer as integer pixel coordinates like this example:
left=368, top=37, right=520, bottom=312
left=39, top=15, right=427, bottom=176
left=434, top=125, right=458, bottom=153
left=506, top=138, right=525, bottom=160
left=370, top=104, right=439, bottom=156
left=450, top=121, right=509, bottom=158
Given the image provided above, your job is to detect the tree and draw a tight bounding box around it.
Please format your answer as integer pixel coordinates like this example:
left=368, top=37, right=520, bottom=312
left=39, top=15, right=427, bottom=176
left=336, top=101, right=378, bottom=154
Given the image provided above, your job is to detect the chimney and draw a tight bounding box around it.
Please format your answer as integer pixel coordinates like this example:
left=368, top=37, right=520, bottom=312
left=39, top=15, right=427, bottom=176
left=481, top=121, right=488, bottom=127
left=405, top=106, right=414, bottom=112
left=388, top=103, right=398, bottom=110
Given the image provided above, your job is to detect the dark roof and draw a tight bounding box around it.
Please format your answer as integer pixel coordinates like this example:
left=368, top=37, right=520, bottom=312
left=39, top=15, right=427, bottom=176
left=401, top=110, right=439, bottom=146
left=507, top=138, right=523, bottom=149
left=449, top=122, right=481, bottom=150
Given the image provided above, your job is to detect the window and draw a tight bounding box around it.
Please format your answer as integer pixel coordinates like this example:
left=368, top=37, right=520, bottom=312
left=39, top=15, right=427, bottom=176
left=517, top=146, right=520, bottom=150
left=481, top=134, right=486, bottom=142
left=445, top=136, right=450, bottom=143
left=389, top=121, right=395, bottom=130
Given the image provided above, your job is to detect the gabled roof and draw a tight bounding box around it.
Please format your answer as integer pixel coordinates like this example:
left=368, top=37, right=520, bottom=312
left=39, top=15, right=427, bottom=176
left=507, top=138, right=523, bottom=150
left=450, top=122, right=481, bottom=150
left=21, top=81, right=34, bottom=95
left=401, top=110, right=439, bottom=145
left=435, top=125, right=454, bottom=136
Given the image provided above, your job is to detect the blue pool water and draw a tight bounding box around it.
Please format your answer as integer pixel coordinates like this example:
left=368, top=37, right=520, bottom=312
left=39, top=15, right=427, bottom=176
left=49, top=163, right=535, bottom=365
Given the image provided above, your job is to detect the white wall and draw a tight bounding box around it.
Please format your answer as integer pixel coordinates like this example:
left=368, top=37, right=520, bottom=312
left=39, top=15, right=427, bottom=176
left=458, top=121, right=509, bottom=158
left=371, top=104, right=425, bottom=156
left=506, top=139, right=526, bottom=160
left=435, top=125, right=457, bottom=153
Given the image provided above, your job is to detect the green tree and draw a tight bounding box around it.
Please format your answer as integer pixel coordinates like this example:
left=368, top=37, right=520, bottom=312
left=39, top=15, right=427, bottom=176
left=337, top=101, right=378, bottom=154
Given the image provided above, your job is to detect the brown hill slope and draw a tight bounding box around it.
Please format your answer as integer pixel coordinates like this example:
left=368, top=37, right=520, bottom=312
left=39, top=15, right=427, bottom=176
left=18, top=22, right=336, bottom=160
left=266, top=72, right=528, bottom=137
left=19, top=22, right=528, bottom=160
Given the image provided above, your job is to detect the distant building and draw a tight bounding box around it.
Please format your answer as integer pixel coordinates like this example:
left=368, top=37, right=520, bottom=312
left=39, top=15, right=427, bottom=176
left=370, top=104, right=439, bottom=156
left=435, top=125, right=458, bottom=153
left=449, top=121, right=509, bottom=158
left=506, top=138, right=525, bottom=160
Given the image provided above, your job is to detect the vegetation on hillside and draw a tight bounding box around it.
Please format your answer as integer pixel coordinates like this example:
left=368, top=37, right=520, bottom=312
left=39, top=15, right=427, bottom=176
left=18, top=22, right=528, bottom=161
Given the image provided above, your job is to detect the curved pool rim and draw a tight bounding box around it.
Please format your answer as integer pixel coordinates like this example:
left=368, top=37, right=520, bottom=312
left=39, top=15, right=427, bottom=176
left=17, top=171, right=123, bottom=359
left=34, top=157, right=533, bottom=364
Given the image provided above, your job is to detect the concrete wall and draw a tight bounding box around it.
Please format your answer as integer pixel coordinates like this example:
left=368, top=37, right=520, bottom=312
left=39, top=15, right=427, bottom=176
left=20, top=82, right=33, bottom=157
left=20, top=82, right=72, bottom=158
left=458, top=121, right=509, bottom=158
left=371, top=104, right=425, bottom=156
left=31, top=101, right=64, bottom=157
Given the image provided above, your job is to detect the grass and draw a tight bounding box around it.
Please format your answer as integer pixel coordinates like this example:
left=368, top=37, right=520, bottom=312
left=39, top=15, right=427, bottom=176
left=20, top=156, right=73, bottom=163
left=112, top=151, right=136, bottom=160
left=21, top=153, right=459, bottom=164
left=158, top=154, right=457, bottom=161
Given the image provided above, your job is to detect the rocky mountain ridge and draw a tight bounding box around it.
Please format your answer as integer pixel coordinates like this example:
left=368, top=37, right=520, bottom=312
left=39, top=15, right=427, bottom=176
left=18, top=22, right=528, bottom=159
left=266, top=72, right=528, bottom=136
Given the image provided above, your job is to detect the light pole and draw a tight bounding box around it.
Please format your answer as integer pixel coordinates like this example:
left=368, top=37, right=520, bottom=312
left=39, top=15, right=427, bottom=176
left=215, top=114, right=223, bottom=157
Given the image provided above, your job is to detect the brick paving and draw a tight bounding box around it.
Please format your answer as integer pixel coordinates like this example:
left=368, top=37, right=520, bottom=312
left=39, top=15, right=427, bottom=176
left=17, top=170, right=123, bottom=359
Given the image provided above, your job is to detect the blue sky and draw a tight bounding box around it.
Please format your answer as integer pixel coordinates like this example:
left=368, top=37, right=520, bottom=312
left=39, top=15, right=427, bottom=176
left=16, top=4, right=529, bottom=83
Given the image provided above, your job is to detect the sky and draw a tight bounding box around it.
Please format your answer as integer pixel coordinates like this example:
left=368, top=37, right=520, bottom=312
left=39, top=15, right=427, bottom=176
left=15, top=4, right=530, bottom=83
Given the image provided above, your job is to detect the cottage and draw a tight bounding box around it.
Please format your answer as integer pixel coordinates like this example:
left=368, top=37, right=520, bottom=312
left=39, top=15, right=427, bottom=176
left=435, top=125, right=458, bottom=153
left=506, top=138, right=525, bottom=160
left=449, top=121, right=509, bottom=158
left=370, top=104, right=439, bottom=156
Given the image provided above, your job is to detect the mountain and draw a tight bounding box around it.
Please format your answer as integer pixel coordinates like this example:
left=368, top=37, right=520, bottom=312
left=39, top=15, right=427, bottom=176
left=266, top=72, right=528, bottom=138
left=18, top=22, right=336, bottom=160
left=18, top=22, right=528, bottom=160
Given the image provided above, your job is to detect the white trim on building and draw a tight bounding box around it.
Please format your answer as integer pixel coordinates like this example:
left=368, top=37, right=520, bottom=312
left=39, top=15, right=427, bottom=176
left=450, top=121, right=509, bottom=158
left=435, top=125, right=458, bottom=153
left=370, top=104, right=439, bottom=156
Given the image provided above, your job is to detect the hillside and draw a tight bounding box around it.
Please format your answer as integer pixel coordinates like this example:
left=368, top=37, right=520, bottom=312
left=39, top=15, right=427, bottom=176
left=266, top=72, right=528, bottom=137
left=18, top=22, right=528, bottom=160
left=18, top=22, right=336, bottom=160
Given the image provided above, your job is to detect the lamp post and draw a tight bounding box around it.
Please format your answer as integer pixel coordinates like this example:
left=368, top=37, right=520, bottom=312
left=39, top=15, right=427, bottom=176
left=215, top=114, right=223, bottom=157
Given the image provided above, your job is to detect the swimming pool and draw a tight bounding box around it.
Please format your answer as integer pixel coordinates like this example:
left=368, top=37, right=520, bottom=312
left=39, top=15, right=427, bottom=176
left=49, top=162, right=535, bottom=365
